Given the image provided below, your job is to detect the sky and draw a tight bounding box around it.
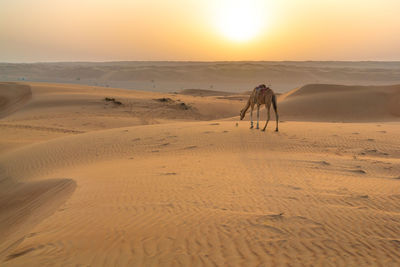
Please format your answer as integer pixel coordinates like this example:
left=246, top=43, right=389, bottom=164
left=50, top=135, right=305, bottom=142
left=1, top=0, right=400, bottom=62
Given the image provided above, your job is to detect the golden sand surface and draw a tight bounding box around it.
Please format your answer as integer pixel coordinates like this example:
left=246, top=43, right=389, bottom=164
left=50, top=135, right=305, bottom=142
left=0, top=82, right=399, bottom=266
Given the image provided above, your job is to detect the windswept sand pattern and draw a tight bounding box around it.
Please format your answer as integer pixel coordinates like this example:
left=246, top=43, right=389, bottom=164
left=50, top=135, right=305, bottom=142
left=1, top=121, right=399, bottom=266
left=0, top=82, right=399, bottom=266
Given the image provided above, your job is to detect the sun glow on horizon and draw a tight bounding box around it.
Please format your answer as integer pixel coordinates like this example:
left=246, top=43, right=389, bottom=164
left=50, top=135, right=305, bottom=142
left=1, top=0, right=400, bottom=62
left=215, top=0, right=267, bottom=42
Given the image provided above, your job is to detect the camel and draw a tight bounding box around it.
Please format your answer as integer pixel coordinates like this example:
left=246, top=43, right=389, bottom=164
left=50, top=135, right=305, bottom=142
left=239, top=84, right=279, bottom=132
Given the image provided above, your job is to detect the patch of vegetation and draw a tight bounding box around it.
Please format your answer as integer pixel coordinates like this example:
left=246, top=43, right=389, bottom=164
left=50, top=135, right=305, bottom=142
left=104, top=97, right=122, bottom=106
left=155, top=97, right=173, bottom=103
left=178, top=102, right=190, bottom=110
left=154, top=97, right=191, bottom=110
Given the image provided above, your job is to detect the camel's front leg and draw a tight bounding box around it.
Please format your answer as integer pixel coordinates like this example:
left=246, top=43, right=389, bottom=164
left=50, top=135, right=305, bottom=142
left=250, top=107, right=254, bottom=129
left=256, top=105, right=260, bottom=129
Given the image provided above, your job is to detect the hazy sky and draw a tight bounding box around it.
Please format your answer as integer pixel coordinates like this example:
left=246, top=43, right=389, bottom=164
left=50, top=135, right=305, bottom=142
left=1, top=0, right=400, bottom=62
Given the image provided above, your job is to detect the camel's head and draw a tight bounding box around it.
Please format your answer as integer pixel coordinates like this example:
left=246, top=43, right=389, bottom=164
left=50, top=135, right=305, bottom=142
left=240, top=109, right=245, bottom=120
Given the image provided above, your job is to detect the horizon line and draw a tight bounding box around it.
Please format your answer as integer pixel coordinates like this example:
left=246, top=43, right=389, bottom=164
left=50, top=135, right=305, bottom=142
left=2, top=60, right=400, bottom=64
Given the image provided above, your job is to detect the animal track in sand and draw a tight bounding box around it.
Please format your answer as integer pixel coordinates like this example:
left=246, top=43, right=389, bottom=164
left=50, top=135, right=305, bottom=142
left=315, top=160, right=330, bottom=166
left=159, top=143, right=170, bottom=147
left=345, top=195, right=369, bottom=202
left=6, top=247, right=37, bottom=261
left=284, top=185, right=302, bottom=190
left=183, top=146, right=197, bottom=150
left=250, top=220, right=287, bottom=235
left=252, top=214, right=323, bottom=236
left=359, top=149, right=389, bottom=156
left=348, top=169, right=367, bottom=174
left=390, top=240, right=400, bottom=248
left=258, top=213, right=284, bottom=221
left=297, top=160, right=331, bottom=168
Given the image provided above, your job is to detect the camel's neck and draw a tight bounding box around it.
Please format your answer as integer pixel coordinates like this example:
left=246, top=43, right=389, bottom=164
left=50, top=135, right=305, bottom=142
left=242, top=98, right=251, bottom=113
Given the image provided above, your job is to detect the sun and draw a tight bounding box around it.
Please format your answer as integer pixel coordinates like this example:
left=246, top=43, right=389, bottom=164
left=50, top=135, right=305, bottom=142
left=215, top=0, right=265, bottom=42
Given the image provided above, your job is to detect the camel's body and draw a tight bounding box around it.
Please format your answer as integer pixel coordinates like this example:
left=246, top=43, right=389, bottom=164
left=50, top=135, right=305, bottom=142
left=240, top=84, right=279, bottom=132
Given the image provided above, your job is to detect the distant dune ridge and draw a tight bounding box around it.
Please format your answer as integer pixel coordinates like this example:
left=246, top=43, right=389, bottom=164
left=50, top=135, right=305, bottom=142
left=0, top=82, right=399, bottom=266
left=2, top=61, right=400, bottom=93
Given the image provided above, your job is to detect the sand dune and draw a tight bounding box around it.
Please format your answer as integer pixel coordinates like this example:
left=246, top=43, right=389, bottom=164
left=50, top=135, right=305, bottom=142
left=0, top=82, right=399, bottom=266
left=0, top=82, right=31, bottom=119
left=279, top=84, right=400, bottom=122
left=0, top=82, right=243, bottom=153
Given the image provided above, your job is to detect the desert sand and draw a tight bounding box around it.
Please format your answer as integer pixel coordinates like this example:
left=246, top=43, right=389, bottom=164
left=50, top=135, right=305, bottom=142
left=0, top=81, right=400, bottom=266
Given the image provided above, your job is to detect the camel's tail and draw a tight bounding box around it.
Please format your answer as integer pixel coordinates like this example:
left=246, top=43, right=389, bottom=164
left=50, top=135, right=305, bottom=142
left=272, top=94, right=278, bottom=114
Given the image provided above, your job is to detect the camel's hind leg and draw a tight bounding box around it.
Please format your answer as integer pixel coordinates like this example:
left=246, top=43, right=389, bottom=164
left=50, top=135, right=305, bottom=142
left=250, top=106, right=254, bottom=129
left=256, top=105, right=260, bottom=129
left=262, top=99, right=272, bottom=132
left=272, top=94, right=279, bottom=132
